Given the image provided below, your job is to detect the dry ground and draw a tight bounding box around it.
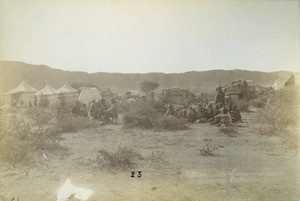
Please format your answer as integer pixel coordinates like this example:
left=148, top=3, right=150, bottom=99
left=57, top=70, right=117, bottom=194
left=0, top=111, right=299, bottom=201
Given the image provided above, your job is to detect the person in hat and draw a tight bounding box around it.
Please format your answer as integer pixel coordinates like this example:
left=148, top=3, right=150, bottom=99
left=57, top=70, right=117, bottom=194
left=105, top=98, right=118, bottom=123
left=242, top=80, right=249, bottom=101
left=72, top=100, right=81, bottom=117
left=206, top=103, right=215, bottom=120
left=80, top=103, right=88, bottom=117
left=209, top=106, right=232, bottom=126
left=165, top=103, right=175, bottom=116
left=177, top=105, right=187, bottom=118
left=196, top=104, right=208, bottom=120
left=215, top=85, right=225, bottom=105
left=89, top=100, right=98, bottom=120
left=230, top=105, right=242, bottom=123
left=218, top=107, right=232, bottom=126
left=186, top=106, right=196, bottom=123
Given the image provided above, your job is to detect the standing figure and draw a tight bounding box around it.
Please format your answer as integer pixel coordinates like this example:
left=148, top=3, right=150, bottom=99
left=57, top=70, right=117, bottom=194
left=165, top=104, right=175, bottom=116
left=105, top=98, right=118, bottom=123
left=186, top=106, right=196, bottom=123
left=206, top=103, right=215, bottom=120
left=89, top=100, right=98, bottom=120
left=215, top=85, right=225, bottom=105
left=33, top=95, right=38, bottom=107
left=242, top=81, right=249, bottom=101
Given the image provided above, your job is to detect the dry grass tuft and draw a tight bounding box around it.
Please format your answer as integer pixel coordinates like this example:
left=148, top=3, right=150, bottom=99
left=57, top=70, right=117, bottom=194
left=96, top=146, right=144, bottom=172
left=219, top=126, right=238, bottom=137
left=199, top=142, right=218, bottom=156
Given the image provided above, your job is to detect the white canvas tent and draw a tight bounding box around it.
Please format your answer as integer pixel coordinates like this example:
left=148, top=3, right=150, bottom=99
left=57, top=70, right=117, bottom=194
left=35, top=84, right=59, bottom=95
left=35, top=84, right=59, bottom=107
left=271, top=76, right=286, bottom=91
left=5, top=81, right=37, bottom=94
left=57, top=83, right=78, bottom=107
left=3, top=81, right=37, bottom=107
left=57, top=83, right=78, bottom=94
left=78, top=87, right=101, bottom=106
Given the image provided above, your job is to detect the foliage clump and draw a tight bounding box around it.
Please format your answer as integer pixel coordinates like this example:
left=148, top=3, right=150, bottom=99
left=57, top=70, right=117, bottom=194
left=155, top=116, right=188, bottom=131
left=258, top=87, right=298, bottom=136
left=140, top=80, right=159, bottom=96
left=199, top=143, right=218, bottom=156
left=257, top=87, right=298, bottom=149
left=0, top=110, right=65, bottom=167
left=123, top=99, right=188, bottom=131
left=56, top=113, right=95, bottom=133
left=96, top=146, right=144, bottom=172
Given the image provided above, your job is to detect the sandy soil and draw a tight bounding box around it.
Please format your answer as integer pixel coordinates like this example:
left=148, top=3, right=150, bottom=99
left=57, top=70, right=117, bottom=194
left=0, top=111, right=299, bottom=201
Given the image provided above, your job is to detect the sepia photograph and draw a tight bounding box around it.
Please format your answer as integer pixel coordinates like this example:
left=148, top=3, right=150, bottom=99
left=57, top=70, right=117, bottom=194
left=0, top=0, right=299, bottom=201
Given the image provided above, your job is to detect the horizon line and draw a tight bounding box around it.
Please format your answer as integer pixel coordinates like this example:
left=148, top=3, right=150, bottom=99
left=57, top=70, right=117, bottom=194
left=0, top=60, right=299, bottom=74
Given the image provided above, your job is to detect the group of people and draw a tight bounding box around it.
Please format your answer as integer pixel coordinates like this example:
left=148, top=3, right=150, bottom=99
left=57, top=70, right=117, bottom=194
left=165, top=85, right=242, bottom=126
left=72, top=98, right=118, bottom=124
left=70, top=85, right=243, bottom=126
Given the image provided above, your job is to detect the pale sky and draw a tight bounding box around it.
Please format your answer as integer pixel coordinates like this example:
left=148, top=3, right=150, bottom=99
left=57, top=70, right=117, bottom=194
left=0, top=0, right=299, bottom=73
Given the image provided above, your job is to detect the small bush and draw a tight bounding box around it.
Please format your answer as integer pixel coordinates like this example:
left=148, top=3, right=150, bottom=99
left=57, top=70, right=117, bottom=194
left=56, top=113, right=94, bottom=132
left=119, top=100, right=131, bottom=113
left=96, top=146, right=144, bottom=172
left=0, top=113, right=65, bottom=167
left=123, top=99, right=188, bottom=131
left=123, top=100, right=157, bottom=129
left=155, top=116, right=188, bottom=131
left=258, top=87, right=297, bottom=136
left=0, top=115, right=32, bottom=166
left=146, top=151, right=169, bottom=165
left=26, top=107, right=53, bottom=127
left=30, top=127, right=64, bottom=151
left=123, top=113, right=155, bottom=129
left=199, top=143, right=218, bottom=156
left=219, top=126, right=237, bottom=137
left=152, top=98, right=169, bottom=114
left=257, top=87, right=298, bottom=150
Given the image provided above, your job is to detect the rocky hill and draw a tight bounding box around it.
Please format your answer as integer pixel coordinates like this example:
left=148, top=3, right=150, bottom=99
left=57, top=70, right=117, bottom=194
left=0, top=61, right=298, bottom=94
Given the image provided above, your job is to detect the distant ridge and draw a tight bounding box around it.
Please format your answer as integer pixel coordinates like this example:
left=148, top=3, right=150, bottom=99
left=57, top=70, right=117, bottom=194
left=0, top=61, right=298, bottom=94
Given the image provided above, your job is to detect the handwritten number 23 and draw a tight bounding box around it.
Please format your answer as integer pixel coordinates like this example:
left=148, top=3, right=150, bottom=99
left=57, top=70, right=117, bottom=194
left=131, top=171, right=142, bottom=178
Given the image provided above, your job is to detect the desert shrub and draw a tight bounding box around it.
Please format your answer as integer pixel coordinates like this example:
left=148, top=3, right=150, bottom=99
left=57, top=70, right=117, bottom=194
left=57, top=93, right=71, bottom=114
left=140, top=80, right=159, bottom=96
left=123, top=114, right=154, bottom=129
left=119, top=100, right=131, bottom=113
left=152, top=99, right=168, bottom=114
left=199, top=143, right=218, bottom=156
left=197, top=91, right=215, bottom=102
left=0, top=115, right=32, bottom=166
left=123, top=99, right=188, bottom=130
left=155, top=116, right=188, bottom=131
left=96, top=146, right=144, bottom=172
left=56, top=113, right=94, bottom=133
left=30, top=127, right=64, bottom=151
left=26, top=107, right=53, bottom=128
left=257, top=87, right=298, bottom=147
left=0, top=114, right=64, bottom=167
left=123, top=100, right=157, bottom=129
left=258, top=106, right=289, bottom=135
left=219, top=126, right=237, bottom=137
left=146, top=151, right=169, bottom=165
